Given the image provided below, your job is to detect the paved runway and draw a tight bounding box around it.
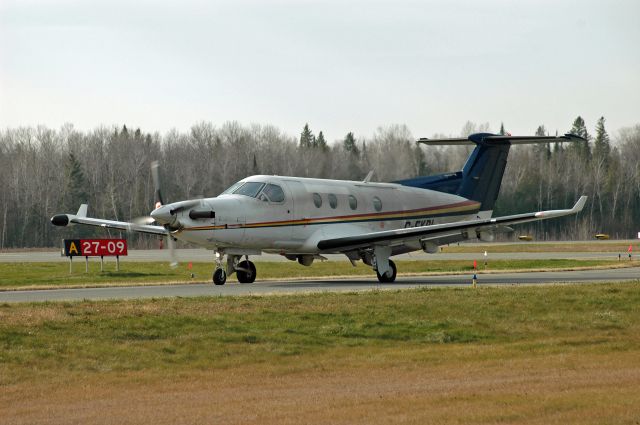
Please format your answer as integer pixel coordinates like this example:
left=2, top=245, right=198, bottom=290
left=1, top=266, right=638, bottom=303
left=0, top=248, right=633, bottom=263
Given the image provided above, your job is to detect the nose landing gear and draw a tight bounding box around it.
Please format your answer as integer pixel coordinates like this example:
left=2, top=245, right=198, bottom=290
left=211, top=252, right=257, bottom=285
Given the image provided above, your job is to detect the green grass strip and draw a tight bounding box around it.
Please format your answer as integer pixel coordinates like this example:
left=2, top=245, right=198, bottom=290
left=0, top=259, right=631, bottom=289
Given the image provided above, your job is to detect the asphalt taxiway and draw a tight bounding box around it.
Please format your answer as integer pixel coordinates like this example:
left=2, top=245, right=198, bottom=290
left=0, top=248, right=635, bottom=263
left=0, top=266, right=637, bottom=303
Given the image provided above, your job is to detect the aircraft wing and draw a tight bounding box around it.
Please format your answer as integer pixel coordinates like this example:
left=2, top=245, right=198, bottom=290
left=317, top=196, right=587, bottom=252
left=51, top=204, right=168, bottom=236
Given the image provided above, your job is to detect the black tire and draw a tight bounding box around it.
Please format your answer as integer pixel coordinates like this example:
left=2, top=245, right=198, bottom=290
left=236, top=260, right=257, bottom=284
left=376, top=259, right=397, bottom=283
left=213, top=268, right=227, bottom=285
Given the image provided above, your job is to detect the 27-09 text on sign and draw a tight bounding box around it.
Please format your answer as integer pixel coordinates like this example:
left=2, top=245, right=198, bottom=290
left=63, top=239, right=127, bottom=257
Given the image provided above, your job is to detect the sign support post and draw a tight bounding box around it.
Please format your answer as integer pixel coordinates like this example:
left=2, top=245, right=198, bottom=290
left=85, top=256, right=89, bottom=273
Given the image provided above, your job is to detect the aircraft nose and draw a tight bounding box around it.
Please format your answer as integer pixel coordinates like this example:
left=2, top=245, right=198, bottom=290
left=150, top=205, right=173, bottom=224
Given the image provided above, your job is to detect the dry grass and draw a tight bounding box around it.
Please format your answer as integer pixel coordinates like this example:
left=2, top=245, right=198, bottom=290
left=2, top=347, right=639, bottom=424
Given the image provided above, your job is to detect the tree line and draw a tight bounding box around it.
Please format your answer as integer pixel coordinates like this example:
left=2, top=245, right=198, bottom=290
left=1, top=117, right=639, bottom=249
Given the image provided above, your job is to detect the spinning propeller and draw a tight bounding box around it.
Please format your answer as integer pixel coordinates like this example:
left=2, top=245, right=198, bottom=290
left=129, top=160, right=183, bottom=267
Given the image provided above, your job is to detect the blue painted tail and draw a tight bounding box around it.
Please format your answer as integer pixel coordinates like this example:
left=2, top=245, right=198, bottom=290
left=396, top=132, right=584, bottom=211
left=396, top=133, right=508, bottom=211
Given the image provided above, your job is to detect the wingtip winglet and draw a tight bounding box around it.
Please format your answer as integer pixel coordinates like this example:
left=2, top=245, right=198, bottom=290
left=573, top=196, right=587, bottom=213
left=76, top=204, right=88, bottom=218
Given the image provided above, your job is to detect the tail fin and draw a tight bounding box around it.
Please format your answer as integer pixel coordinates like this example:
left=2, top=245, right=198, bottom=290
left=396, top=133, right=584, bottom=212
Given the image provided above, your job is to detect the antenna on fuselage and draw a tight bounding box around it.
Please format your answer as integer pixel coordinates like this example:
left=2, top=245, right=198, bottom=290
left=363, top=170, right=375, bottom=183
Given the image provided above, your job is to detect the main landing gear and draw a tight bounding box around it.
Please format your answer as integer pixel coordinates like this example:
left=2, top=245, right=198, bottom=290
left=235, top=260, right=256, bottom=284
left=376, top=259, right=397, bottom=283
left=371, top=245, right=397, bottom=283
left=212, top=253, right=256, bottom=285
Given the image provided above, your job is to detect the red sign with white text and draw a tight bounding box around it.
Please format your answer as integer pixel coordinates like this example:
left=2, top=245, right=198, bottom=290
left=63, top=239, right=128, bottom=256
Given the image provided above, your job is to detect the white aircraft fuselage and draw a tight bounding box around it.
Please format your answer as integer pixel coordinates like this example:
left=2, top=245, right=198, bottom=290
left=158, top=175, right=483, bottom=255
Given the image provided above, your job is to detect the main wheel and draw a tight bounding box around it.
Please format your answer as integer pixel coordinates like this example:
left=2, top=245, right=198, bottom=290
left=236, top=260, right=257, bottom=284
left=376, top=259, right=397, bottom=283
left=213, top=268, right=227, bottom=285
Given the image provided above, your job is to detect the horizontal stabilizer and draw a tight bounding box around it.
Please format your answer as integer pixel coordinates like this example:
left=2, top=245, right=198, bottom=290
left=418, top=133, right=585, bottom=146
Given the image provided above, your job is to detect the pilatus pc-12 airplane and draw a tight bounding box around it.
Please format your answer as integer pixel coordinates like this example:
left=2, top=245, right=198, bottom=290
left=52, top=132, right=587, bottom=285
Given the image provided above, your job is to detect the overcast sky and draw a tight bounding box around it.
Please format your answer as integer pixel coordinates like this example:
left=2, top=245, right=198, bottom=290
left=1, top=0, right=639, bottom=141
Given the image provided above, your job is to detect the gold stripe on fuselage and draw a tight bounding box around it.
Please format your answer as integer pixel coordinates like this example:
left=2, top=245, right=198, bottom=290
left=181, top=200, right=480, bottom=232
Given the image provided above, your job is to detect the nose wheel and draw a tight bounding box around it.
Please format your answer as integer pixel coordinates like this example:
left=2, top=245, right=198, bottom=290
left=213, top=268, right=227, bottom=285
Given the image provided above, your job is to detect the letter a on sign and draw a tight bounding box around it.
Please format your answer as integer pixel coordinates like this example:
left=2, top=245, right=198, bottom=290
left=63, top=239, right=82, bottom=257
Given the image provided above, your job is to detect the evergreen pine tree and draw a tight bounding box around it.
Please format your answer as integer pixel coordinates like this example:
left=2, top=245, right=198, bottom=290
left=569, top=116, right=591, bottom=160
left=252, top=154, right=260, bottom=174
left=299, top=124, right=314, bottom=148
left=63, top=153, right=90, bottom=237
left=316, top=131, right=328, bottom=151
left=499, top=122, right=505, bottom=135
left=343, top=132, right=359, bottom=156
left=534, top=125, right=550, bottom=159
left=593, top=116, right=611, bottom=164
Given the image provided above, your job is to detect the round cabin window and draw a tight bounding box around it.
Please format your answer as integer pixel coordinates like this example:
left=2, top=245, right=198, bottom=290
left=373, top=196, right=382, bottom=212
left=313, top=193, right=322, bottom=208
left=348, top=195, right=357, bottom=210
left=328, top=193, right=338, bottom=209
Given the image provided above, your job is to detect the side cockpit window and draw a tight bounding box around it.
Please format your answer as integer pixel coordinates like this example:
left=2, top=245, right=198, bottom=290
left=260, top=184, right=285, bottom=203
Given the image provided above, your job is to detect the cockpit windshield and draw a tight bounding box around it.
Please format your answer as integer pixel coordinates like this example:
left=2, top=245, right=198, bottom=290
left=221, top=181, right=243, bottom=195
left=231, top=182, right=265, bottom=198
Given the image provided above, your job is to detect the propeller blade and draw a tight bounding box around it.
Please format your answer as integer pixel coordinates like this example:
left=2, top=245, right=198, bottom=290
left=131, top=216, right=155, bottom=225
left=167, top=235, right=178, bottom=268
left=151, top=160, right=164, bottom=206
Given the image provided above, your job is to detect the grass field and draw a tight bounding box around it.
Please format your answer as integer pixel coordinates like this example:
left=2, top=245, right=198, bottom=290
left=2, top=282, right=640, bottom=424
left=0, top=259, right=634, bottom=289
